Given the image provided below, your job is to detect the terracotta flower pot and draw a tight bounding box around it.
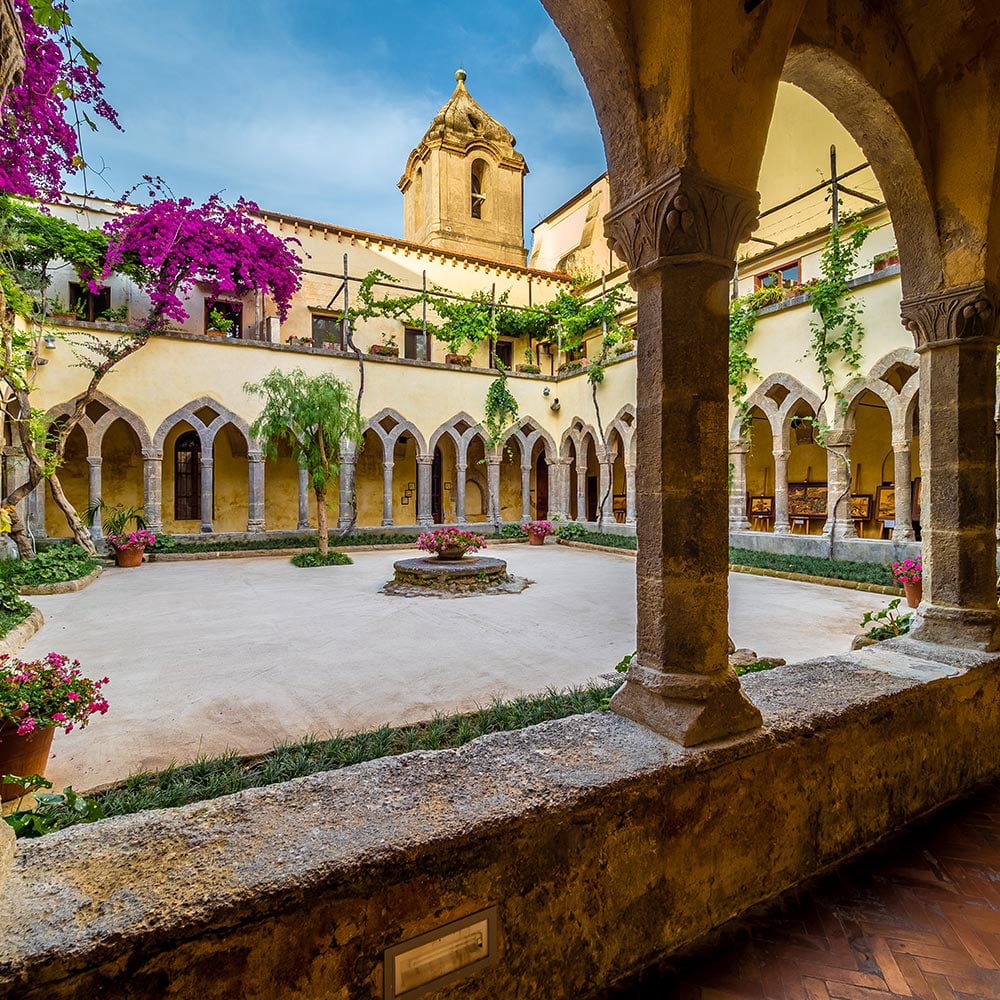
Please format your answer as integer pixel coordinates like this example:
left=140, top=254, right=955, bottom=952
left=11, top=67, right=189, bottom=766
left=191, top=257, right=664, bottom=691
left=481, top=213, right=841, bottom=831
left=0, top=723, right=55, bottom=801
left=528, top=531, right=545, bottom=546
left=903, top=579, right=922, bottom=609
left=445, top=354, right=472, bottom=367
left=436, top=546, right=466, bottom=561
left=115, top=546, right=144, bottom=568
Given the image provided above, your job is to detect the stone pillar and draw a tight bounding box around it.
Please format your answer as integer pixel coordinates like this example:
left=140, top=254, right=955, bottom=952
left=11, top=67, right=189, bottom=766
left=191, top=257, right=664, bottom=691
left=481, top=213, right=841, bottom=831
left=199, top=457, right=214, bottom=533
left=728, top=440, right=750, bottom=531
left=142, top=449, right=162, bottom=534
left=598, top=460, right=612, bottom=523
left=337, top=449, right=356, bottom=531
left=28, top=480, right=45, bottom=539
left=416, top=456, right=433, bottom=527
left=901, top=282, right=1000, bottom=648
left=624, top=463, right=637, bottom=525
left=575, top=462, right=587, bottom=522
left=891, top=438, right=915, bottom=543
left=487, top=455, right=501, bottom=524
left=996, top=419, right=1000, bottom=543
left=86, top=456, right=102, bottom=540
left=520, top=463, right=532, bottom=522
left=604, top=167, right=762, bottom=745
left=455, top=462, right=468, bottom=524
left=247, top=452, right=265, bottom=532
left=822, top=430, right=857, bottom=540
left=381, top=461, right=394, bottom=527
left=772, top=448, right=791, bottom=534
left=297, top=467, right=311, bottom=530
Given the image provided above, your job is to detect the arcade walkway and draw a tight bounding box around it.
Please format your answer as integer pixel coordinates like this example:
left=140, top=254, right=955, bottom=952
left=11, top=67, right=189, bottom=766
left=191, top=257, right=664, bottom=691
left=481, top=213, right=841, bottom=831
left=607, top=782, right=1000, bottom=999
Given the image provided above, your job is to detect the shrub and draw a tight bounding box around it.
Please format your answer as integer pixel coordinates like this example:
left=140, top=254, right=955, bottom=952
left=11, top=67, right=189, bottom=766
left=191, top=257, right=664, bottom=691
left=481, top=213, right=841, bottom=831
left=860, top=598, right=912, bottom=641
left=555, top=522, right=591, bottom=542
left=290, top=552, right=352, bottom=568
left=498, top=523, right=525, bottom=539
left=0, top=545, right=98, bottom=586
left=730, top=548, right=896, bottom=587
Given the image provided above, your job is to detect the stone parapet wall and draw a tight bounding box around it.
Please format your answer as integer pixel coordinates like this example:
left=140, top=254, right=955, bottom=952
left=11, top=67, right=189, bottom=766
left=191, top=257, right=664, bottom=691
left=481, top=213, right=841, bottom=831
left=730, top=527, right=921, bottom=565
left=0, top=641, right=998, bottom=998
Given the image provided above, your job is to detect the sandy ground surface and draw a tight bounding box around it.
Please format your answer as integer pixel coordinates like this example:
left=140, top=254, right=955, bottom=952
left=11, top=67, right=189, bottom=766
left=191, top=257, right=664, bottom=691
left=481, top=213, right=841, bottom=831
left=20, top=544, right=891, bottom=791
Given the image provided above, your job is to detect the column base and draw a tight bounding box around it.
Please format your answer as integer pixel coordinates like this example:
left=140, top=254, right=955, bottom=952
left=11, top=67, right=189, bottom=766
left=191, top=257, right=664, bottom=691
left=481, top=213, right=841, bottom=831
left=822, top=519, right=857, bottom=540
left=729, top=516, right=750, bottom=531
left=146, top=521, right=163, bottom=536
left=247, top=520, right=265, bottom=533
left=417, top=516, right=433, bottom=527
left=610, top=660, right=763, bottom=747
left=381, top=519, right=394, bottom=528
left=773, top=524, right=791, bottom=535
left=297, top=519, right=310, bottom=531
left=200, top=523, right=213, bottom=534
left=908, top=604, right=1000, bottom=651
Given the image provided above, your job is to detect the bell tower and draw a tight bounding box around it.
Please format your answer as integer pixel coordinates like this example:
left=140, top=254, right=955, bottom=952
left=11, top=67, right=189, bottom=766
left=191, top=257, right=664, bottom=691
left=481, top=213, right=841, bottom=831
left=399, top=69, right=528, bottom=267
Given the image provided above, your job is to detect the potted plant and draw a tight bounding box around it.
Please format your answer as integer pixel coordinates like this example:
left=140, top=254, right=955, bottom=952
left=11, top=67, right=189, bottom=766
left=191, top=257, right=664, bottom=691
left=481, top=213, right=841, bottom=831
left=873, top=249, right=900, bottom=272
left=107, top=528, right=156, bottom=567
left=98, top=304, right=129, bottom=325
left=416, top=527, right=487, bottom=561
left=558, top=359, right=584, bottom=375
left=0, top=652, right=109, bottom=800
left=517, top=347, right=541, bottom=374
left=369, top=333, right=399, bottom=358
left=206, top=306, right=234, bottom=337
left=446, top=353, right=473, bottom=367
left=84, top=501, right=155, bottom=567
left=614, top=341, right=635, bottom=356
left=523, top=520, right=554, bottom=546
left=891, top=557, right=922, bottom=608
left=47, top=296, right=76, bottom=321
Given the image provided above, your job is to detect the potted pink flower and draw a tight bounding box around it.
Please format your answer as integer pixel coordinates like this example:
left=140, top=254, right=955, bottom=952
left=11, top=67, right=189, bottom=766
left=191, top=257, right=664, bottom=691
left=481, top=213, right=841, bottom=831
left=416, top=527, right=487, bottom=561
left=107, top=528, right=156, bottom=568
left=891, top=557, right=922, bottom=608
left=524, top=520, right=554, bottom=546
left=0, top=652, right=109, bottom=800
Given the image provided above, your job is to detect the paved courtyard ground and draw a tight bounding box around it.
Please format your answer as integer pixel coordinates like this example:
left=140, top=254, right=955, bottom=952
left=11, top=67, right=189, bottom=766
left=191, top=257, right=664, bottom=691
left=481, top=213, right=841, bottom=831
left=22, top=544, right=892, bottom=791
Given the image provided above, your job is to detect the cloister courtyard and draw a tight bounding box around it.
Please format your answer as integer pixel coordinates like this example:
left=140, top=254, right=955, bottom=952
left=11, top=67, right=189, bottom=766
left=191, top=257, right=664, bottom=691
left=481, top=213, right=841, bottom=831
left=27, top=545, right=891, bottom=792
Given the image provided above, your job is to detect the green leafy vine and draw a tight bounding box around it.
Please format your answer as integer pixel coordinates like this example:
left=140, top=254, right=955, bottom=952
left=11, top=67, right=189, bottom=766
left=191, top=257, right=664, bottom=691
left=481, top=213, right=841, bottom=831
left=728, top=284, right=784, bottom=435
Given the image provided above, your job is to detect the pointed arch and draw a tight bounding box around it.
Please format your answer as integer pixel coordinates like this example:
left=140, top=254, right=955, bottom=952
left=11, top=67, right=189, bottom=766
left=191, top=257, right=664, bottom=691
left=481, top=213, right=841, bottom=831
left=363, top=408, right=428, bottom=458
left=428, top=412, right=488, bottom=465
left=153, top=397, right=254, bottom=453
left=501, top=416, right=557, bottom=467
left=46, top=392, right=153, bottom=457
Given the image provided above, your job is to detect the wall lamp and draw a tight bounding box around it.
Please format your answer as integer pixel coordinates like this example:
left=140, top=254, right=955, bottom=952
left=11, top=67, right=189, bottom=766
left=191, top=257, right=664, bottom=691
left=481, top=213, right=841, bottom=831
left=550, top=397, right=561, bottom=413
left=542, top=387, right=551, bottom=397
left=43, top=335, right=56, bottom=349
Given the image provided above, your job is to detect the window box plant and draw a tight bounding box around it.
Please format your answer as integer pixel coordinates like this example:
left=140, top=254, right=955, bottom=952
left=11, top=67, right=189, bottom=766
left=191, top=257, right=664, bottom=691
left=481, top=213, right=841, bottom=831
left=369, top=334, right=399, bottom=358
left=416, top=527, right=486, bottom=561
left=206, top=306, right=234, bottom=338
left=873, top=249, right=900, bottom=272
left=445, top=353, right=473, bottom=367
left=516, top=363, right=541, bottom=374
left=891, top=557, right=922, bottom=608
left=558, top=359, right=584, bottom=375
left=0, top=652, right=109, bottom=800
left=46, top=296, right=76, bottom=321
left=523, top=520, right=554, bottom=546
left=614, top=341, right=635, bottom=356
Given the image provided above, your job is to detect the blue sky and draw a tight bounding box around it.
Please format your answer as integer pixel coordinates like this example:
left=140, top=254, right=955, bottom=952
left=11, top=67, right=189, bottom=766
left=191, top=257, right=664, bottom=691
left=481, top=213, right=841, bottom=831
left=69, top=1, right=606, bottom=242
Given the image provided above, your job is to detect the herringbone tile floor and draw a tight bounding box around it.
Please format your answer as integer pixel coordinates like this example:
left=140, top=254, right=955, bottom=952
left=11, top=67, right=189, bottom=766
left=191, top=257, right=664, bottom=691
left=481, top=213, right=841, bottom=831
left=605, top=782, right=1000, bottom=999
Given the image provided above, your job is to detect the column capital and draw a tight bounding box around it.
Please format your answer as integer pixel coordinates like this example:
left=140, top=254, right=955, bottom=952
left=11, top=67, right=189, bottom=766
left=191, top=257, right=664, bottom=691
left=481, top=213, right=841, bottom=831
left=1, top=446, right=24, bottom=459
left=141, top=449, right=163, bottom=461
left=604, top=166, right=759, bottom=277
left=772, top=448, right=791, bottom=461
left=248, top=451, right=264, bottom=463
left=382, top=461, right=394, bottom=472
left=823, top=429, right=854, bottom=449
left=901, top=280, right=1000, bottom=353
left=86, top=455, right=102, bottom=467
left=891, top=438, right=912, bottom=452
left=200, top=458, right=214, bottom=469
left=456, top=462, right=468, bottom=472
left=417, top=455, right=434, bottom=467
left=728, top=439, right=750, bottom=456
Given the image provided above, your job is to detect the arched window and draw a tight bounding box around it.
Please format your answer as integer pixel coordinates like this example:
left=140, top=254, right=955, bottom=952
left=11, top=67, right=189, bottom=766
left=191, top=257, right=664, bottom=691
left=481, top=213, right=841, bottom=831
left=414, top=166, right=423, bottom=225
left=174, top=430, right=201, bottom=521
left=471, top=159, right=488, bottom=219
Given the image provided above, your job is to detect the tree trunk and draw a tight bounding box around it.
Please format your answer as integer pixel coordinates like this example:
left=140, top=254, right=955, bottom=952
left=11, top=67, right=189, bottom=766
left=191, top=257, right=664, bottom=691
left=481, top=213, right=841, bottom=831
left=47, top=473, right=97, bottom=555
left=316, top=486, right=329, bottom=555
left=7, top=508, right=33, bottom=560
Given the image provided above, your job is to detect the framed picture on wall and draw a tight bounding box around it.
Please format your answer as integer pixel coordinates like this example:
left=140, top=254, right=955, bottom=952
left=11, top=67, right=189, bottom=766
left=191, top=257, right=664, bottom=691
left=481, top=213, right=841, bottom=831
left=749, top=496, right=774, bottom=517
left=787, top=483, right=828, bottom=519
left=850, top=494, right=873, bottom=521
left=400, top=496, right=409, bottom=505
left=876, top=485, right=895, bottom=521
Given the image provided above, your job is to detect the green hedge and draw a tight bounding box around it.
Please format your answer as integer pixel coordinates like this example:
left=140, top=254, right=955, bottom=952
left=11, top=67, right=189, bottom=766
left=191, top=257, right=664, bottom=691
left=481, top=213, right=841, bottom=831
left=152, top=532, right=420, bottom=554
left=728, top=547, right=897, bottom=587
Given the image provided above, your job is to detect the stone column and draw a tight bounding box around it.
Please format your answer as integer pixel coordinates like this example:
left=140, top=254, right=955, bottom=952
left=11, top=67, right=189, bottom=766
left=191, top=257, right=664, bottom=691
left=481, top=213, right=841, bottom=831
left=142, top=449, right=162, bottom=534
left=728, top=440, right=750, bottom=531
left=624, top=463, right=637, bottom=525
left=247, top=452, right=265, bottom=532
left=996, top=419, right=1000, bottom=543
left=86, top=456, right=102, bottom=540
left=575, top=462, right=587, bottom=522
left=28, top=480, right=46, bottom=539
left=891, top=438, right=915, bottom=543
left=822, top=430, right=857, bottom=540
left=416, top=456, right=433, bottom=526
left=487, top=455, right=501, bottom=524
left=199, top=457, right=214, bottom=533
left=772, top=447, right=791, bottom=534
left=604, top=167, right=762, bottom=745
left=455, top=462, right=468, bottom=524
left=337, top=447, right=357, bottom=531
left=520, top=463, right=532, bottom=522
left=598, top=460, right=612, bottom=523
left=901, top=282, right=1000, bottom=648
left=297, top=467, right=311, bottom=530
left=381, top=461, right=394, bottom=527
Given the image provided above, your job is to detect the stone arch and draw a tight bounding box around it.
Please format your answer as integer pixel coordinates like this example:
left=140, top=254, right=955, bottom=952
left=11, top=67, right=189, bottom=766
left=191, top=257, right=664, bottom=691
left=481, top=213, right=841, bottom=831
left=606, top=404, right=637, bottom=466
left=501, top=417, right=557, bottom=467
left=46, top=392, right=153, bottom=457
left=868, top=348, right=921, bottom=386
left=428, top=412, right=488, bottom=466
left=737, top=374, right=825, bottom=445
left=364, top=408, right=428, bottom=459
left=153, top=398, right=254, bottom=454
left=560, top=418, right=605, bottom=462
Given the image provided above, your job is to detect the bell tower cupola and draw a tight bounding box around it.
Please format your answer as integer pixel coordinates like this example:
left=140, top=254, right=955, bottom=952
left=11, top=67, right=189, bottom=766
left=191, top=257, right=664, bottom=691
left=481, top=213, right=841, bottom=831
left=399, top=69, right=528, bottom=267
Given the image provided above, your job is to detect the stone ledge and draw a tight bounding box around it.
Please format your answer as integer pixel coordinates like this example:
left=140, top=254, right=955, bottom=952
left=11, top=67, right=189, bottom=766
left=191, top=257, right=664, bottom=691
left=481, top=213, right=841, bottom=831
left=0, top=641, right=998, bottom=997
left=0, top=607, right=44, bottom=659
left=17, top=566, right=102, bottom=597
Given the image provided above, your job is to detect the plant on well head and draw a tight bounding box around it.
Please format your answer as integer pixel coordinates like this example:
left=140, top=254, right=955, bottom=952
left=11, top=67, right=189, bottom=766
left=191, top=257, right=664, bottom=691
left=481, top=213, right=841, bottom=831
left=0, top=652, right=109, bottom=738
left=246, top=369, right=364, bottom=556
left=416, top=528, right=487, bottom=557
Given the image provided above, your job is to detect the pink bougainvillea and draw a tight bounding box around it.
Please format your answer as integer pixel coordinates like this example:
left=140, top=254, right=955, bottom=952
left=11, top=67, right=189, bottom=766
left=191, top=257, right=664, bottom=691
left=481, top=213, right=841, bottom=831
left=98, top=193, right=302, bottom=331
left=0, top=0, right=120, bottom=199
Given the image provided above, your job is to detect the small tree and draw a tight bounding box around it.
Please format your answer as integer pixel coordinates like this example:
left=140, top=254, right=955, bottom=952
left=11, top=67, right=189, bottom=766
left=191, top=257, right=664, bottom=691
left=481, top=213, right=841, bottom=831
left=245, top=369, right=363, bottom=555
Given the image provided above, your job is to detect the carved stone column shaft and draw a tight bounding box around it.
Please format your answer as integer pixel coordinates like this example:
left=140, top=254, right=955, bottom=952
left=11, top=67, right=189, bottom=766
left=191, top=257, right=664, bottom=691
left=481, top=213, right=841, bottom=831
left=728, top=440, right=750, bottom=531
left=772, top=448, right=791, bottom=534
left=142, top=449, right=163, bottom=535
left=822, top=430, right=856, bottom=540
left=417, top=456, right=433, bottom=527
left=247, top=453, right=265, bottom=532
left=892, top=440, right=915, bottom=544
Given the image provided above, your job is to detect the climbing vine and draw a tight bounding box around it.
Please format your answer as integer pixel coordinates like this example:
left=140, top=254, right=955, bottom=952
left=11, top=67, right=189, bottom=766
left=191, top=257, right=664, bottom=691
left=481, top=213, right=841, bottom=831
left=483, top=365, right=519, bottom=454
left=728, top=284, right=784, bottom=434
